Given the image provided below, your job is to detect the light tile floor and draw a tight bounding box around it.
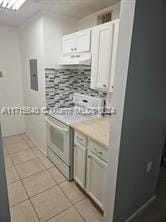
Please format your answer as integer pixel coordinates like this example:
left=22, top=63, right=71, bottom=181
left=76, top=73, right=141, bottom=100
left=3, top=134, right=104, bottom=222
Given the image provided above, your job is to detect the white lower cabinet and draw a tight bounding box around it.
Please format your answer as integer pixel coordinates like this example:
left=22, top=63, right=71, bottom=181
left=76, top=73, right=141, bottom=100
left=86, top=151, right=108, bottom=210
left=74, top=143, right=87, bottom=189
left=74, top=131, right=108, bottom=210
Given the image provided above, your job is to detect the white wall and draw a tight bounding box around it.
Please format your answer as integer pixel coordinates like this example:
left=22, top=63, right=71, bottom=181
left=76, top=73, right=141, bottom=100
left=0, top=26, right=25, bottom=137
left=78, top=2, right=121, bottom=30
left=19, top=15, right=47, bottom=154
left=104, top=1, right=136, bottom=221
left=42, top=12, right=78, bottom=68
left=19, top=13, right=78, bottom=154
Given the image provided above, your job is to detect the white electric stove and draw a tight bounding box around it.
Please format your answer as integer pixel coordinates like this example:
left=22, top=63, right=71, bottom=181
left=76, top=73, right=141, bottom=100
left=46, top=94, right=104, bottom=180
left=48, top=94, right=104, bottom=126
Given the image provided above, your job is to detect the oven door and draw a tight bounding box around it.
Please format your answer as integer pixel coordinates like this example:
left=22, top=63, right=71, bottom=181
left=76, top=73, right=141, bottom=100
left=46, top=117, right=70, bottom=166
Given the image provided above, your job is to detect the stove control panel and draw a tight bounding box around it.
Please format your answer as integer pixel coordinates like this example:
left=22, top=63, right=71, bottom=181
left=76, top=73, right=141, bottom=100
left=73, top=93, right=104, bottom=110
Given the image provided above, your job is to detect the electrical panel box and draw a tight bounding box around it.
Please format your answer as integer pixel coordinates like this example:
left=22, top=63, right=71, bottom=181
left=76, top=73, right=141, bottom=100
left=29, top=59, right=38, bottom=91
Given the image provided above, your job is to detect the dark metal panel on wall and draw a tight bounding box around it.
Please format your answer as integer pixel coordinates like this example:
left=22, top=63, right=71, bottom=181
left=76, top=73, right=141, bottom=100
left=0, top=126, right=11, bottom=222
left=30, top=59, right=38, bottom=91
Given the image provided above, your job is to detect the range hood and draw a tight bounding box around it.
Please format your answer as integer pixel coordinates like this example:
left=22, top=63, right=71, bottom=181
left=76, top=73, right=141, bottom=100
left=59, top=53, right=91, bottom=66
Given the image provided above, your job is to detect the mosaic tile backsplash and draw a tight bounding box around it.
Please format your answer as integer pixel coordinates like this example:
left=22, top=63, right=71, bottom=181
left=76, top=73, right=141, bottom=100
left=45, top=68, right=106, bottom=108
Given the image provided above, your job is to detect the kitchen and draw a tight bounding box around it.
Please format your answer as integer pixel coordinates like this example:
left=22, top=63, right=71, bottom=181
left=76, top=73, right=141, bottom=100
left=1, top=1, right=166, bottom=222
left=0, top=1, right=121, bottom=221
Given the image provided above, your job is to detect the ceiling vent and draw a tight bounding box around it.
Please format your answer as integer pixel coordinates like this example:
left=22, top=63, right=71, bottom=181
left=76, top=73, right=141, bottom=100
left=97, top=11, right=112, bottom=25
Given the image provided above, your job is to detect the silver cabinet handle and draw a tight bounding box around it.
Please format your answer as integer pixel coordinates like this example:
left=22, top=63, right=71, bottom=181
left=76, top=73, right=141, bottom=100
left=103, top=84, right=107, bottom=88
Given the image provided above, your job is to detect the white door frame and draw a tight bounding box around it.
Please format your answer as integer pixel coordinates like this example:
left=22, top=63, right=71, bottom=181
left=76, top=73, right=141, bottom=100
left=104, top=1, right=136, bottom=221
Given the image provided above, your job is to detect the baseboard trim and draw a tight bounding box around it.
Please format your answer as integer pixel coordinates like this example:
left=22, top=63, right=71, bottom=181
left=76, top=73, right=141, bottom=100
left=125, top=196, right=156, bottom=222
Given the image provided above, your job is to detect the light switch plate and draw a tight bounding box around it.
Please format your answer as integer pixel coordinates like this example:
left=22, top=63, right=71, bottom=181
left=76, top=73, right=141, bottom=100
left=146, top=161, right=153, bottom=173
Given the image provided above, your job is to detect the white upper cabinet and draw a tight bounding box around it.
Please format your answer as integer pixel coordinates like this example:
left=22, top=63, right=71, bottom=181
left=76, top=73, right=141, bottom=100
left=63, top=33, right=76, bottom=54
left=91, top=20, right=119, bottom=92
left=76, top=30, right=91, bottom=53
left=63, top=29, right=91, bottom=54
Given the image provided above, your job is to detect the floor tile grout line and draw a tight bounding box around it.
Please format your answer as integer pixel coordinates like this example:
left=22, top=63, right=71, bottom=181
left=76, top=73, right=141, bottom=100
left=7, top=151, right=57, bottom=204
left=57, top=182, right=87, bottom=222
left=30, top=148, right=46, bottom=159
left=5, top=136, right=30, bottom=153
left=9, top=156, right=38, bottom=168
left=45, top=166, right=87, bottom=221
left=17, top=167, right=48, bottom=180
left=24, top=174, right=82, bottom=222
left=21, top=167, right=55, bottom=182
left=21, top=134, right=88, bottom=221
left=27, top=198, right=41, bottom=222
left=72, top=203, right=86, bottom=222
left=6, top=148, right=41, bottom=222
left=21, top=134, right=37, bottom=150
left=7, top=146, right=31, bottom=155
left=34, top=155, right=54, bottom=171
left=23, top=136, right=55, bottom=170
left=24, top=183, right=58, bottom=200
left=8, top=145, right=36, bottom=154
left=7, top=178, right=20, bottom=186
left=6, top=139, right=73, bottom=222
left=46, top=168, right=66, bottom=185
left=3, top=139, right=25, bottom=148
left=8, top=176, right=90, bottom=220
left=11, top=149, right=42, bottom=222
left=4, top=135, right=64, bottom=222
left=20, top=178, right=42, bottom=222
left=11, top=156, right=43, bottom=168
left=8, top=153, right=56, bottom=183
left=6, top=136, right=65, bottom=185
left=45, top=205, right=73, bottom=222
left=10, top=158, right=61, bottom=222
left=50, top=173, right=103, bottom=221
left=4, top=134, right=99, bottom=222
left=9, top=195, right=29, bottom=209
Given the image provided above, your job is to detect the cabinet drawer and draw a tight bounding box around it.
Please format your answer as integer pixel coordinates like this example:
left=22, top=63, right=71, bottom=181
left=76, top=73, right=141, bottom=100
left=75, top=131, right=87, bottom=147
left=88, top=139, right=108, bottom=162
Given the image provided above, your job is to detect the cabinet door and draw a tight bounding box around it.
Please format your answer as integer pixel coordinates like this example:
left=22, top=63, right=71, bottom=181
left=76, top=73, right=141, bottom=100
left=109, top=20, right=119, bottom=92
left=91, top=22, right=114, bottom=91
left=76, top=30, right=91, bottom=53
left=63, top=34, right=76, bottom=54
left=74, top=144, right=87, bottom=189
left=86, top=151, right=108, bottom=209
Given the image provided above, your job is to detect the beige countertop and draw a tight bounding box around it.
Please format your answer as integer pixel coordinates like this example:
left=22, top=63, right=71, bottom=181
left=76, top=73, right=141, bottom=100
left=71, top=117, right=111, bottom=148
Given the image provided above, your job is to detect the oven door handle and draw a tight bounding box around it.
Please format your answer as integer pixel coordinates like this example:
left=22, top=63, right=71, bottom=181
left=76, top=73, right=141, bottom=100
left=46, top=118, right=69, bottom=133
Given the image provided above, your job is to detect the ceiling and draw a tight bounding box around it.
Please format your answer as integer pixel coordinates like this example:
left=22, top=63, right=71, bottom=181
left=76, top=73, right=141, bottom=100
left=0, top=0, right=119, bottom=27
